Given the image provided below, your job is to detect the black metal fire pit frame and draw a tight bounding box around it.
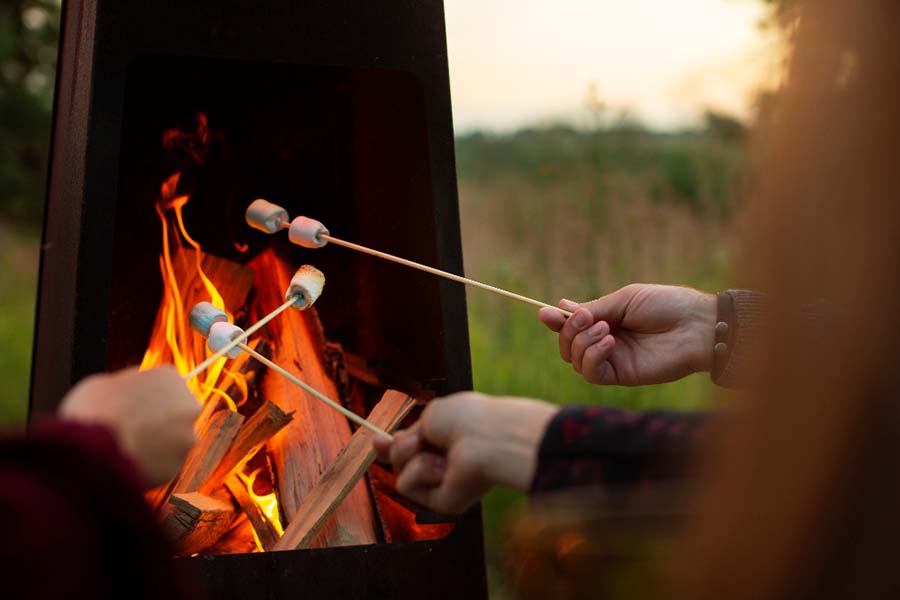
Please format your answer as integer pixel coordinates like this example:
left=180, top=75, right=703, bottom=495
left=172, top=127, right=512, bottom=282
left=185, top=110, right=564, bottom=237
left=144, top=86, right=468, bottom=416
left=31, top=2, right=487, bottom=597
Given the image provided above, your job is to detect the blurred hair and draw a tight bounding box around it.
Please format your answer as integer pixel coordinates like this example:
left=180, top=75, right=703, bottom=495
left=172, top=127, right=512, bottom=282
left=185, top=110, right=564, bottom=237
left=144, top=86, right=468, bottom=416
left=675, top=0, right=900, bottom=598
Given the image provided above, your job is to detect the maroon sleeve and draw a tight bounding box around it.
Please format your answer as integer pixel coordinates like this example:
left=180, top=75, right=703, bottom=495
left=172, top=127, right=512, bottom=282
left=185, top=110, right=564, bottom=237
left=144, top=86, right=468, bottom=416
left=529, top=405, right=710, bottom=494
left=0, top=419, right=203, bottom=600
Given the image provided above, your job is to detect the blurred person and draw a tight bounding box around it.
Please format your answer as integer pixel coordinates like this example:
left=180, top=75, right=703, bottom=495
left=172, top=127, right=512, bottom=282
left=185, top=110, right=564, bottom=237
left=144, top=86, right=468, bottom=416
left=377, top=0, right=900, bottom=596
left=0, top=366, right=203, bottom=599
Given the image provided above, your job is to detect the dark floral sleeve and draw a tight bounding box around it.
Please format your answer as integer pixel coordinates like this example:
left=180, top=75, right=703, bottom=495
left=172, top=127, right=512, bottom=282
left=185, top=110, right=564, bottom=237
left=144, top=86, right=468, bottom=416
left=529, top=405, right=710, bottom=494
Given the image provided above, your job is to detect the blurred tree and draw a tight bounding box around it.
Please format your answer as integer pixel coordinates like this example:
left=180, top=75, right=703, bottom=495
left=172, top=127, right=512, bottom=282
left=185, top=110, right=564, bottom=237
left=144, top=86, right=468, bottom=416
left=0, top=0, right=60, bottom=230
left=703, top=109, right=748, bottom=141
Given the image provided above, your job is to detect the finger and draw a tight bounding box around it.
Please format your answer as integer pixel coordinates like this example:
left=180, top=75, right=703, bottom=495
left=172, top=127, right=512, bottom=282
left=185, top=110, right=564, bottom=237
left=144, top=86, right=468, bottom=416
left=580, top=286, right=635, bottom=325
left=372, top=433, right=393, bottom=463
left=558, top=307, right=594, bottom=363
left=570, top=320, right=610, bottom=373
left=418, top=393, right=478, bottom=448
left=416, top=446, right=490, bottom=514
left=389, top=430, right=423, bottom=472
left=560, top=298, right=580, bottom=312
left=538, top=307, right=566, bottom=333
left=581, top=335, right=617, bottom=385
left=396, top=452, right=447, bottom=497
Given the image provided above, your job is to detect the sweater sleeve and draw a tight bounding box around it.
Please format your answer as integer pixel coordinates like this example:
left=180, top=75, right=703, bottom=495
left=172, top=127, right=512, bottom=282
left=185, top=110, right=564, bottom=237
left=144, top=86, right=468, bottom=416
left=0, top=419, right=203, bottom=600
left=711, top=289, right=767, bottom=389
left=529, top=405, right=709, bottom=494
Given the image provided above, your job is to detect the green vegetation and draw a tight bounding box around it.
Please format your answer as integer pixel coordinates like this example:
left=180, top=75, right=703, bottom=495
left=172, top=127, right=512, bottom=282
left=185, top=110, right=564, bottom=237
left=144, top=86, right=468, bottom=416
left=0, top=224, right=37, bottom=427
left=0, top=1, right=59, bottom=232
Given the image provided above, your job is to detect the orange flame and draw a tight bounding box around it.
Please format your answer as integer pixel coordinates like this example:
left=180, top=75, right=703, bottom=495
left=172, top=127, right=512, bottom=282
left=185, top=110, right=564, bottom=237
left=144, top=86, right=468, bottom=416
left=139, top=116, right=237, bottom=406
left=239, top=468, right=285, bottom=550
left=142, top=114, right=283, bottom=552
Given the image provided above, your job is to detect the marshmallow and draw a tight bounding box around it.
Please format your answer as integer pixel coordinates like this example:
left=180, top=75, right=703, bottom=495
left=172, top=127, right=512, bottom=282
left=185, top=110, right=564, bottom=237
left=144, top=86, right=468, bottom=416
left=288, top=216, right=329, bottom=249
left=285, top=265, right=325, bottom=310
left=189, top=302, right=228, bottom=337
left=207, top=321, right=244, bottom=359
left=246, top=199, right=289, bottom=234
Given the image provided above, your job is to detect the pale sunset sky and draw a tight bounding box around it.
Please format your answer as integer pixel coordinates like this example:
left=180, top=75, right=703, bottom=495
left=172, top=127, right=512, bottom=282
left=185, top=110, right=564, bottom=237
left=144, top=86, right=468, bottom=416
left=444, top=0, right=782, bottom=132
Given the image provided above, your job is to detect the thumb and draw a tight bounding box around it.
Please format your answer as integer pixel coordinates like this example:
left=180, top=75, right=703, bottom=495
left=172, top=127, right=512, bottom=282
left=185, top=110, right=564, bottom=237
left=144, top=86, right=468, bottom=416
left=580, top=285, right=636, bottom=324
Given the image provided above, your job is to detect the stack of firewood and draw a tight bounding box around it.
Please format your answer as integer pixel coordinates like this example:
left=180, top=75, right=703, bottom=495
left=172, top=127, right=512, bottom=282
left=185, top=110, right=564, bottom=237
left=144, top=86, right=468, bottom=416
left=144, top=248, right=415, bottom=555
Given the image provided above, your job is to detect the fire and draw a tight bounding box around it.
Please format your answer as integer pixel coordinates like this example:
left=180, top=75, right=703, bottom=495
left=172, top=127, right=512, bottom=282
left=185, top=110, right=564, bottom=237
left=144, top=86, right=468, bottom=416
left=239, top=468, right=285, bottom=548
left=141, top=114, right=285, bottom=551
left=139, top=115, right=238, bottom=407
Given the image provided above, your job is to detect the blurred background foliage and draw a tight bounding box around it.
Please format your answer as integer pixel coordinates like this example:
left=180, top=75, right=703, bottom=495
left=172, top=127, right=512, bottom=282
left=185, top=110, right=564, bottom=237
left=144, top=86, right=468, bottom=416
left=0, top=0, right=779, bottom=596
left=0, top=0, right=59, bottom=424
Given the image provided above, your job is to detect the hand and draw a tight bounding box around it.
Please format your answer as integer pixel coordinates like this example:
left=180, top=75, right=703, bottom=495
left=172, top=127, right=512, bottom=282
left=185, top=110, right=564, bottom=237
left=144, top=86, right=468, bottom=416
left=538, top=284, right=716, bottom=386
left=373, top=392, right=558, bottom=514
left=59, top=366, right=200, bottom=487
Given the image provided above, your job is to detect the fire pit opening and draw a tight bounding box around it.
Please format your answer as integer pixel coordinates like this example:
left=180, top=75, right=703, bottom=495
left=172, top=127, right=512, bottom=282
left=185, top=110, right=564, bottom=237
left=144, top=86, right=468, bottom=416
left=105, top=55, right=457, bottom=556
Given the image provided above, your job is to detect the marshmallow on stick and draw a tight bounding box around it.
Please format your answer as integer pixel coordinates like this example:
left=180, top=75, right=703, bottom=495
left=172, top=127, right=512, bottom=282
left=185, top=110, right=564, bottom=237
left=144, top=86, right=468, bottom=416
left=288, top=216, right=329, bottom=249
left=189, top=301, right=228, bottom=337
left=189, top=302, right=242, bottom=358
left=285, top=265, right=325, bottom=309
left=245, top=199, right=290, bottom=234
left=244, top=200, right=574, bottom=317
left=207, top=321, right=245, bottom=359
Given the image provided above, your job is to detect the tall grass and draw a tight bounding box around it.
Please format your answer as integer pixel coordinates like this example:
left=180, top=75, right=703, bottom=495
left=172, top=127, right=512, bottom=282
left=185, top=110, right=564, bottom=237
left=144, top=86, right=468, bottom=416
left=456, top=126, right=744, bottom=596
left=0, top=223, right=38, bottom=427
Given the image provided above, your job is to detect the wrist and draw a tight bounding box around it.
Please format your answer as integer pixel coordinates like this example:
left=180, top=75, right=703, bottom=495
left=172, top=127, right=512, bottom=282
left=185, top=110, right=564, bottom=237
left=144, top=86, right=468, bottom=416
left=485, top=398, right=559, bottom=492
left=686, top=292, right=717, bottom=373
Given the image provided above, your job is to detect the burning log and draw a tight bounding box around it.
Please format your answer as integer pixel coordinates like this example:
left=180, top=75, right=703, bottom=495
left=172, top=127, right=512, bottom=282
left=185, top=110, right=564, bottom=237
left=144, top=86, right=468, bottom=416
left=174, top=409, right=245, bottom=494
left=163, top=492, right=237, bottom=555
left=274, top=390, right=416, bottom=551
left=149, top=407, right=244, bottom=511
left=202, top=400, right=293, bottom=494
left=200, top=513, right=259, bottom=556
left=225, top=475, right=281, bottom=551
left=252, top=249, right=379, bottom=548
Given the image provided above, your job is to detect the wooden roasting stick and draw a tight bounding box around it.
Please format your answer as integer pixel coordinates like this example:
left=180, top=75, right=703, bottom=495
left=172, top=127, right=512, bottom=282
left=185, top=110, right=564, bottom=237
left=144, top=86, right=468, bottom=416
left=319, top=234, right=575, bottom=317
left=237, top=342, right=391, bottom=439
left=273, top=390, right=417, bottom=551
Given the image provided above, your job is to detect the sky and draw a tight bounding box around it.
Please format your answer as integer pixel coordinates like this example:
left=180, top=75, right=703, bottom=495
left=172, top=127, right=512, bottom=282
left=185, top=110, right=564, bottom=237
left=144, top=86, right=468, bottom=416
left=444, top=0, right=782, bottom=132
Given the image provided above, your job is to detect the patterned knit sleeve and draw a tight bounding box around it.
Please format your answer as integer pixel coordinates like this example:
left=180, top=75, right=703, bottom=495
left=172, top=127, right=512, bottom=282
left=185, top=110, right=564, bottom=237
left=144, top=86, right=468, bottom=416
left=529, top=405, right=709, bottom=494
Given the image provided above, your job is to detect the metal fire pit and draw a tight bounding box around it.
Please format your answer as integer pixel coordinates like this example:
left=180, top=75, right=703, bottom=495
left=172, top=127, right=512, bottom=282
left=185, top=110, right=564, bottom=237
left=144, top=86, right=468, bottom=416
left=31, top=2, right=486, bottom=597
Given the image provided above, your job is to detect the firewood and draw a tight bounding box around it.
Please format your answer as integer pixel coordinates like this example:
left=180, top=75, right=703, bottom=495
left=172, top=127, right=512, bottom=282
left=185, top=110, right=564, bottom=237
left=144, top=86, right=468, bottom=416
left=200, top=513, right=258, bottom=556
left=163, top=492, right=236, bottom=555
left=201, top=400, right=293, bottom=494
left=150, top=408, right=244, bottom=512
left=224, top=475, right=281, bottom=551
left=174, top=409, right=245, bottom=494
left=273, top=390, right=416, bottom=551
left=252, top=249, right=379, bottom=548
